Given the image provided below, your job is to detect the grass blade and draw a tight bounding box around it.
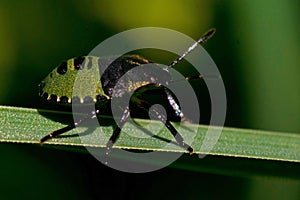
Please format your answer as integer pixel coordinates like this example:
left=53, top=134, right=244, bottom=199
left=0, top=105, right=299, bottom=163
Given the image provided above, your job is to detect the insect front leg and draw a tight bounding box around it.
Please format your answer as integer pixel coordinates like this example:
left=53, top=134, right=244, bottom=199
left=148, top=106, right=194, bottom=154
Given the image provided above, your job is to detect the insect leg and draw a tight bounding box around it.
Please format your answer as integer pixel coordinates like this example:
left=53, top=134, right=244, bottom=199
left=106, top=106, right=130, bottom=154
left=148, top=106, right=194, bottom=154
left=40, top=110, right=99, bottom=143
left=169, top=74, right=220, bottom=84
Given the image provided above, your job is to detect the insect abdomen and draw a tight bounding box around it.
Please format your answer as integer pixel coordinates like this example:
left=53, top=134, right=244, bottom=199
left=39, top=56, right=109, bottom=104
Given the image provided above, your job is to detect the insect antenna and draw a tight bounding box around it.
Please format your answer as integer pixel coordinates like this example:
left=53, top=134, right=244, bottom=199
left=165, top=28, right=217, bottom=84
left=167, top=28, right=216, bottom=69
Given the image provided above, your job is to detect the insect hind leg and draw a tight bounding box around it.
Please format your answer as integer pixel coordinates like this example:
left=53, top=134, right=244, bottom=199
left=105, top=106, right=130, bottom=155
left=40, top=110, right=99, bottom=143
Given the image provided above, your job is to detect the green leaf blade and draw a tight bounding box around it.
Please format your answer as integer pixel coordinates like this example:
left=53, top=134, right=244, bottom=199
left=0, top=105, right=299, bottom=163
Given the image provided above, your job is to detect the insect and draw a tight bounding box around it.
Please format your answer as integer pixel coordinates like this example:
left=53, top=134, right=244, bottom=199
left=39, top=28, right=216, bottom=155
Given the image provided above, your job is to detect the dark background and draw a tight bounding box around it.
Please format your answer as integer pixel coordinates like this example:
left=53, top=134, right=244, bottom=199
left=0, top=1, right=299, bottom=199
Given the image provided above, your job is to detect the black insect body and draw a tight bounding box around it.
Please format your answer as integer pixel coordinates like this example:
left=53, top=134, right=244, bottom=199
left=39, top=28, right=216, bottom=156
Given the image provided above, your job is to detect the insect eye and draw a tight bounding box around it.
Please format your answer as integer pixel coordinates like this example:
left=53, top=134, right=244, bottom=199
left=57, top=61, right=68, bottom=75
left=74, top=57, right=85, bottom=70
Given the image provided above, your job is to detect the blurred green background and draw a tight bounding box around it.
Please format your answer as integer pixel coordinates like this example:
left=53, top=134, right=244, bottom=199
left=0, top=0, right=299, bottom=199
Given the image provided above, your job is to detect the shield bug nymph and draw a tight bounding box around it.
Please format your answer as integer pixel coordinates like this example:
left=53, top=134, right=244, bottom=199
left=39, top=28, right=216, bottom=155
